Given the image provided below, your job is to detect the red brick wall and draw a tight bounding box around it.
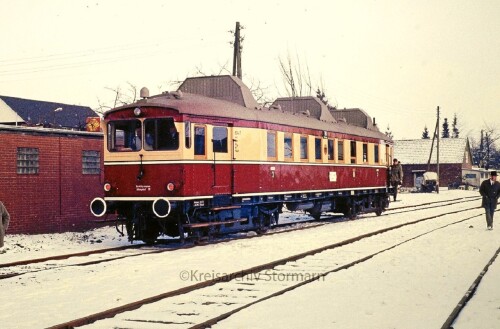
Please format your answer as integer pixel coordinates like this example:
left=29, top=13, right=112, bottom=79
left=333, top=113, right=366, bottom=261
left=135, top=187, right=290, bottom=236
left=402, top=163, right=466, bottom=188
left=0, top=128, right=104, bottom=234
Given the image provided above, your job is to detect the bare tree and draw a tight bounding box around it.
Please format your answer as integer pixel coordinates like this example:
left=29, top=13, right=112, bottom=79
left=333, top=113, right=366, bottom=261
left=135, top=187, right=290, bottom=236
left=278, top=50, right=313, bottom=97
left=94, top=82, right=138, bottom=115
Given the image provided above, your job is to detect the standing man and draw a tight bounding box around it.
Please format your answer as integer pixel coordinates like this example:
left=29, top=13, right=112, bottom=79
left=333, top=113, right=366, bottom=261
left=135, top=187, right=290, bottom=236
left=479, top=171, right=500, bottom=230
left=390, top=158, right=403, bottom=201
left=0, top=201, right=10, bottom=248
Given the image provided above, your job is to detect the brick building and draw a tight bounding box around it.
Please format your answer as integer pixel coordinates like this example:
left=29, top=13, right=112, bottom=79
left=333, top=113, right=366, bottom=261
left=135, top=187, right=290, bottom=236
left=0, top=125, right=104, bottom=234
left=394, top=138, right=473, bottom=189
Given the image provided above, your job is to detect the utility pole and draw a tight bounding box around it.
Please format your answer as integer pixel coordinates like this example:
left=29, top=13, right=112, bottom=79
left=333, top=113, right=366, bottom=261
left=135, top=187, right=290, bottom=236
left=436, top=106, right=440, bottom=193
left=232, top=21, right=242, bottom=79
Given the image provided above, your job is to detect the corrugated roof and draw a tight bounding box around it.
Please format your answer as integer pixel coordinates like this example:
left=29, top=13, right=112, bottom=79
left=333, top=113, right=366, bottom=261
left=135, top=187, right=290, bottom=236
left=0, top=95, right=97, bottom=129
left=394, top=138, right=469, bottom=164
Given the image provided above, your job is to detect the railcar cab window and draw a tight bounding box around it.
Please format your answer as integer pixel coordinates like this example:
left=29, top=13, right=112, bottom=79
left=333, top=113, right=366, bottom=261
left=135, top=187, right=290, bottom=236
left=107, top=120, right=142, bottom=152
left=212, top=126, right=228, bottom=153
left=144, top=118, right=179, bottom=151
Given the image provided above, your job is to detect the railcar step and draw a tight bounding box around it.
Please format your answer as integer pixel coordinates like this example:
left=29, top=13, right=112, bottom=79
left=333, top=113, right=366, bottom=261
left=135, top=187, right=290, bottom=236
left=210, top=205, right=241, bottom=211
left=183, top=218, right=247, bottom=228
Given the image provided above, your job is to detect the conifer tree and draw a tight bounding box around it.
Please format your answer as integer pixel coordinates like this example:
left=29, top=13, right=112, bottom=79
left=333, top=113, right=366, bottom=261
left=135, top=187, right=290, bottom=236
left=422, top=126, right=430, bottom=139
left=442, top=118, right=450, bottom=138
left=452, top=113, right=459, bottom=138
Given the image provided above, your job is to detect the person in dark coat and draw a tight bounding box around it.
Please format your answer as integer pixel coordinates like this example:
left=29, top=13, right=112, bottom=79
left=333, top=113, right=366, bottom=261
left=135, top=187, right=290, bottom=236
left=479, top=171, right=500, bottom=230
left=0, top=201, right=10, bottom=248
left=390, top=158, right=403, bottom=201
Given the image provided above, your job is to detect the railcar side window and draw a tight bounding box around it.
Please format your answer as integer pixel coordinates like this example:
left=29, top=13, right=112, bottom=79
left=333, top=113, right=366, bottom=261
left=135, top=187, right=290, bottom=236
left=374, top=144, right=380, bottom=163
left=300, top=136, right=308, bottom=160
left=315, top=138, right=322, bottom=161
left=185, top=121, right=191, bottom=149
left=194, top=125, right=206, bottom=156
left=213, top=126, right=228, bottom=153
left=267, top=131, right=277, bottom=159
left=338, top=140, right=344, bottom=162
left=107, top=120, right=142, bottom=152
left=284, top=133, right=293, bottom=160
left=144, top=118, right=179, bottom=151
left=350, top=141, right=357, bottom=164
left=363, top=143, right=368, bottom=163
left=328, top=139, right=334, bottom=161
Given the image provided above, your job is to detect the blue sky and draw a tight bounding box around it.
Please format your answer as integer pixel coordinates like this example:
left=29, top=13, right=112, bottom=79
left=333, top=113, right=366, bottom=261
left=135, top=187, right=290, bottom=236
left=1, top=0, right=499, bottom=140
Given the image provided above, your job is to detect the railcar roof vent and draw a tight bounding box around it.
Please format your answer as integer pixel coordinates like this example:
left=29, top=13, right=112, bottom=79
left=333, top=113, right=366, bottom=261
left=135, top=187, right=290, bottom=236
left=178, top=75, right=258, bottom=109
left=140, top=87, right=150, bottom=99
left=271, top=97, right=336, bottom=123
left=329, top=108, right=379, bottom=131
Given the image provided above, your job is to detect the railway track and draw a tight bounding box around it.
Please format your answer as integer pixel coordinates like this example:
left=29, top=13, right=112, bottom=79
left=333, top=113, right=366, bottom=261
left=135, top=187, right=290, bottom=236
left=0, top=196, right=481, bottom=281
left=47, top=201, right=485, bottom=328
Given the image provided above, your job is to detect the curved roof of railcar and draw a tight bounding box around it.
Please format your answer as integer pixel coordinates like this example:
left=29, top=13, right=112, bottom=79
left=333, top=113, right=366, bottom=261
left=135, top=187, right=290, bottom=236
left=108, top=91, right=391, bottom=142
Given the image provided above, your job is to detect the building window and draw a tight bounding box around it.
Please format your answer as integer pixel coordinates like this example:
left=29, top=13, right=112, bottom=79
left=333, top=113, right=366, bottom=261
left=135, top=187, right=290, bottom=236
left=300, top=136, right=308, bottom=160
left=328, top=139, right=334, bottom=161
left=267, top=131, right=277, bottom=159
left=213, top=126, right=228, bottom=153
left=82, top=150, right=101, bottom=175
left=284, top=133, right=293, bottom=160
left=17, top=147, right=39, bottom=174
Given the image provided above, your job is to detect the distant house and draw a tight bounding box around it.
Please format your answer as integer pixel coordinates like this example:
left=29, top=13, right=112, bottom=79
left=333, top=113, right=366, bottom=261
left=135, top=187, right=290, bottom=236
left=0, top=95, right=97, bottom=130
left=394, top=138, right=473, bottom=189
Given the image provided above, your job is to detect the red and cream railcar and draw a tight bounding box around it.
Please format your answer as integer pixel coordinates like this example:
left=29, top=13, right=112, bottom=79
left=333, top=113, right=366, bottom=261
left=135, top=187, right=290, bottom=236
left=90, top=76, right=393, bottom=243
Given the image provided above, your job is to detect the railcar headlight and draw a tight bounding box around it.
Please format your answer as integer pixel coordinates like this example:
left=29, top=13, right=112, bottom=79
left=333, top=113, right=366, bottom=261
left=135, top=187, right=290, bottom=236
left=134, top=107, right=141, bottom=116
left=104, top=183, right=112, bottom=192
left=166, top=182, right=175, bottom=191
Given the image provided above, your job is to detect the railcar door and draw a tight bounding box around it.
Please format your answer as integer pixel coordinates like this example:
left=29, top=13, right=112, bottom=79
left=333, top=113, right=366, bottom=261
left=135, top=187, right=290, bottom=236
left=211, top=124, right=233, bottom=195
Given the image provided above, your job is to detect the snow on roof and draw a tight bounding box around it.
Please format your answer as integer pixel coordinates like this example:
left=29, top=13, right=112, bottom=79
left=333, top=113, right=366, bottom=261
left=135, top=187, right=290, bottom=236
left=0, top=95, right=97, bottom=129
left=394, top=138, right=469, bottom=164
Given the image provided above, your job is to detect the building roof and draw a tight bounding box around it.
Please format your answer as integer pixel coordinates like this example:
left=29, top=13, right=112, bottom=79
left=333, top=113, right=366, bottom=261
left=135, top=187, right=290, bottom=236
left=0, top=95, right=97, bottom=129
left=394, top=138, right=470, bottom=165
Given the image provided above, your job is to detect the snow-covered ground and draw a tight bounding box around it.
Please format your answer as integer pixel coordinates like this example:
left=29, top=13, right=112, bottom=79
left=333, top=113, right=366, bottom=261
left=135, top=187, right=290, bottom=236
left=0, top=189, right=498, bottom=328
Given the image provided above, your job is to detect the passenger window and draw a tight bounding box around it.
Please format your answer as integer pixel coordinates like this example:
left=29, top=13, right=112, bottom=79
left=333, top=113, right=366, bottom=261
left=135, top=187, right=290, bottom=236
left=194, top=125, right=206, bottom=156
left=185, top=121, right=191, bottom=149
left=363, top=143, right=368, bottom=163
left=300, top=136, right=308, bottom=160
left=350, top=141, right=357, bottom=164
left=315, top=138, right=322, bottom=161
left=338, top=140, right=344, bottom=162
left=213, top=126, right=228, bottom=153
left=267, top=131, right=277, bottom=159
left=374, top=144, right=379, bottom=163
left=328, top=139, right=334, bottom=161
left=284, top=133, right=293, bottom=160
